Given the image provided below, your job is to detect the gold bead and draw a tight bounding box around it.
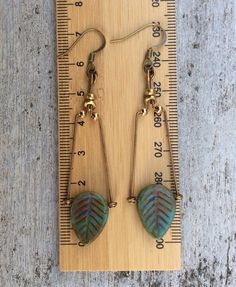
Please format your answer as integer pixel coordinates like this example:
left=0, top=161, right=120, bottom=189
left=91, top=112, right=99, bottom=121
left=84, top=100, right=96, bottom=110
left=64, top=199, right=72, bottom=206
left=127, top=197, right=137, bottom=204
left=175, top=194, right=183, bottom=201
left=154, top=106, right=162, bottom=115
left=144, top=88, right=155, bottom=97
left=86, top=93, right=95, bottom=100
left=78, top=110, right=86, bottom=118
left=139, top=108, right=148, bottom=116
left=108, top=202, right=117, bottom=208
left=144, top=89, right=156, bottom=106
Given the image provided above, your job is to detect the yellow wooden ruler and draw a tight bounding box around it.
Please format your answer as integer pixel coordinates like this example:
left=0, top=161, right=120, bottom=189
left=56, top=0, right=181, bottom=271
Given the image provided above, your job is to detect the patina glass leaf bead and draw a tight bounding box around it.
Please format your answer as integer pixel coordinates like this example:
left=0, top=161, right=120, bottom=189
left=137, top=184, right=176, bottom=239
left=71, top=192, right=109, bottom=245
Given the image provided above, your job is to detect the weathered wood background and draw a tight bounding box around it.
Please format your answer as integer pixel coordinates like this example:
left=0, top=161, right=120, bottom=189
left=0, top=0, right=236, bottom=286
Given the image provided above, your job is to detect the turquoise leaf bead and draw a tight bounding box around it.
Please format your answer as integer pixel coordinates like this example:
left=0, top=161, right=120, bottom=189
left=71, top=192, right=109, bottom=245
left=137, top=184, right=176, bottom=239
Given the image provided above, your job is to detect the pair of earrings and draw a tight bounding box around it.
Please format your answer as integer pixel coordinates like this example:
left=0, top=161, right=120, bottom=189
left=58, top=22, right=182, bottom=247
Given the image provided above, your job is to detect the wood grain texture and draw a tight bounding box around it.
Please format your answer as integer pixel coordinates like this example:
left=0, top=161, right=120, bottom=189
left=56, top=0, right=181, bottom=272
left=0, top=0, right=236, bottom=285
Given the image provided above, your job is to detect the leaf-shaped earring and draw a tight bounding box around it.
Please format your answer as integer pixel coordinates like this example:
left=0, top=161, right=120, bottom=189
left=111, top=22, right=182, bottom=245
left=58, top=29, right=117, bottom=246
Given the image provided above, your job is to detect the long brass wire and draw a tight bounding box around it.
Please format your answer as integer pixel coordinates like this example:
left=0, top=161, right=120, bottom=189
left=128, top=111, right=143, bottom=203
left=97, top=117, right=117, bottom=207
left=162, top=108, right=181, bottom=199
left=66, top=113, right=81, bottom=203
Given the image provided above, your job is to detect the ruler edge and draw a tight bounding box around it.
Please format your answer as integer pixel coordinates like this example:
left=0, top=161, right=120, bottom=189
left=56, top=0, right=182, bottom=271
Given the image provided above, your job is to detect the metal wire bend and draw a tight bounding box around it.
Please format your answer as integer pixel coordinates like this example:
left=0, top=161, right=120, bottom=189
left=58, top=28, right=106, bottom=58
left=110, top=22, right=167, bottom=50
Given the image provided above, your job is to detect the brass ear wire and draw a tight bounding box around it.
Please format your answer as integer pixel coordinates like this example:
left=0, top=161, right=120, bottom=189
left=58, top=28, right=107, bottom=119
left=58, top=28, right=106, bottom=59
left=110, top=22, right=167, bottom=112
left=58, top=28, right=106, bottom=118
left=110, top=22, right=167, bottom=50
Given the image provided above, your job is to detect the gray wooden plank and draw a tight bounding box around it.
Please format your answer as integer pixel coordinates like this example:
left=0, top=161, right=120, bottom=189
left=0, top=0, right=235, bottom=286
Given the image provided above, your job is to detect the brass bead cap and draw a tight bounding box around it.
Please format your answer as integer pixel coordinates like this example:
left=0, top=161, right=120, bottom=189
left=144, top=89, right=155, bottom=97
left=84, top=101, right=96, bottom=110
left=144, top=89, right=155, bottom=106
left=86, top=93, right=95, bottom=100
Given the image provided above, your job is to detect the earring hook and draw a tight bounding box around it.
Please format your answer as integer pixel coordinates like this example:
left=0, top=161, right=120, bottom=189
left=110, top=22, right=167, bottom=50
left=58, top=28, right=106, bottom=58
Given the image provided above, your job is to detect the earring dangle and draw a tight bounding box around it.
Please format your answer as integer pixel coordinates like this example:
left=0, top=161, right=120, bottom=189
left=111, top=23, right=182, bottom=243
left=59, top=29, right=117, bottom=247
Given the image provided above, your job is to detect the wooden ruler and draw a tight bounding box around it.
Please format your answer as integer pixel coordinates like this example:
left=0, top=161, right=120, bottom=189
left=56, top=0, right=181, bottom=271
